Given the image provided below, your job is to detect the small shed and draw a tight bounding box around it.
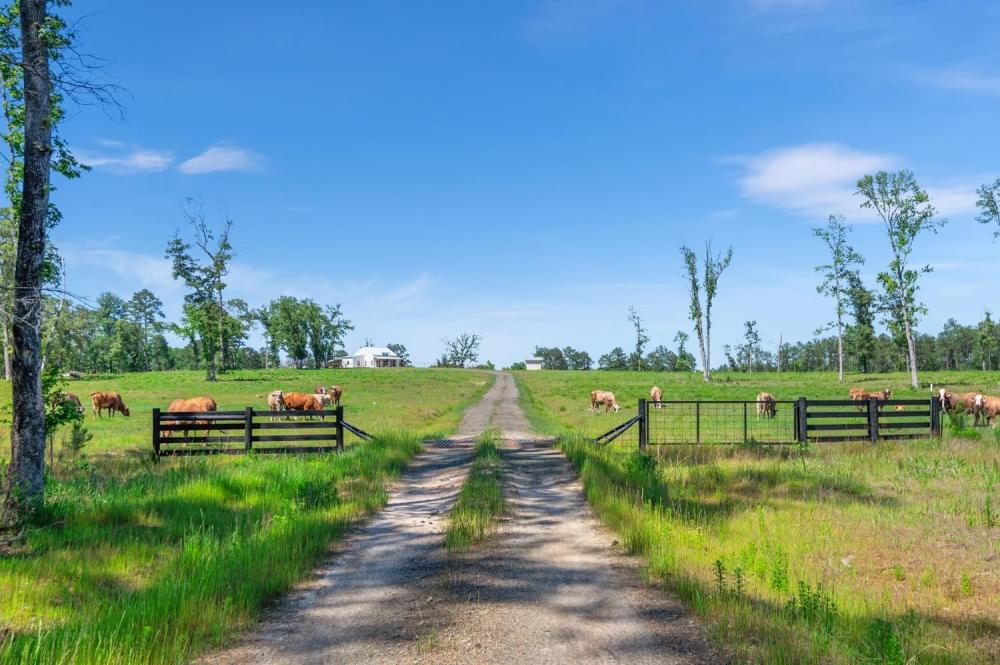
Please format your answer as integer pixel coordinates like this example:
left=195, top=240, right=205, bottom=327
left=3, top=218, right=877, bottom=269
left=525, top=357, right=543, bottom=371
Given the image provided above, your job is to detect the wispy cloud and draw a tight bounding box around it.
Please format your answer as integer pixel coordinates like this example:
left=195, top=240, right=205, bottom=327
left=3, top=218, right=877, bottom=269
left=62, top=245, right=181, bottom=296
left=372, top=273, right=431, bottom=307
left=729, top=142, right=895, bottom=218
left=177, top=145, right=264, bottom=175
left=915, top=67, right=1000, bottom=95
left=74, top=143, right=175, bottom=173
left=522, top=0, right=623, bottom=39
left=745, top=0, right=828, bottom=10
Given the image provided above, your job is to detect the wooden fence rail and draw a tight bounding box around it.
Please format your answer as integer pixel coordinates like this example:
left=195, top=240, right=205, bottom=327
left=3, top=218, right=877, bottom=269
left=152, top=406, right=373, bottom=457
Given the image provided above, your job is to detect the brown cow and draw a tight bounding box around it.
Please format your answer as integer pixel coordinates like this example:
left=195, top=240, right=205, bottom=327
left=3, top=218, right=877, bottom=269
left=316, top=385, right=343, bottom=406
left=939, top=389, right=984, bottom=426
left=755, top=392, right=777, bottom=419
left=980, top=395, right=1000, bottom=428
left=62, top=392, right=84, bottom=415
left=849, top=387, right=891, bottom=411
left=282, top=391, right=325, bottom=418
left=90, top=391, right=130, bottom=418
left=590, top=390, right=620, bottom=413
left=164, top=396, right=217, bottom=439
left=650, top=386, right=663, bottom=408
left=267, top=390, right=286, bottom=420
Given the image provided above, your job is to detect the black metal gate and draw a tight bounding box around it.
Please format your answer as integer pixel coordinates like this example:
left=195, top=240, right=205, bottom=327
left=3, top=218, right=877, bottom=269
left=594, top=397, right=943, bottom=450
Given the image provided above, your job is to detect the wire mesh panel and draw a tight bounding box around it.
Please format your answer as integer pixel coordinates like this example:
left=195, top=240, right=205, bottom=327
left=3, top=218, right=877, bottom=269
left=645, top=401, right=797, bottom=445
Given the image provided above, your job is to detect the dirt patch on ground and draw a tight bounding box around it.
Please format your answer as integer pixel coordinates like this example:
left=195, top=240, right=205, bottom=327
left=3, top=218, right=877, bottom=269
left=201, top=372, right=720, bottom=664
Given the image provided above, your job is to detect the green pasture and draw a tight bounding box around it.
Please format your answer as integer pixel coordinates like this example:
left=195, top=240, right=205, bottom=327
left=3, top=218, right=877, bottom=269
left=0, top=367, right=494, bottom=457
left=516, top=370, right=1000, bottom=663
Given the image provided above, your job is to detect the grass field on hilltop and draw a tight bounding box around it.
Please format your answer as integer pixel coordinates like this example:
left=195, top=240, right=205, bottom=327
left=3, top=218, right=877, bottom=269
left=0, top=369, right=494, bottom=664
left=0, top=367, right=494, bottom=457
left=516, top=370, right=1000, bottom=664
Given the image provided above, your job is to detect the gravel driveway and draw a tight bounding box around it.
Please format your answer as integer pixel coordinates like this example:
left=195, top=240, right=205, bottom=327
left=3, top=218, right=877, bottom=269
left=200, top=373, right=722, bottom=664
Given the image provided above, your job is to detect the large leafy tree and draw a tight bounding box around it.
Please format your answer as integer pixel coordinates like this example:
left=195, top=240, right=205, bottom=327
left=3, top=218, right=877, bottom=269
left=534, top=346, right=567, bottom=370
left=813, top=214, right=864, bottom=382
left=2, top=0, right=91, bottom=522
left=680, top=241, right=732, bottom=381
left=856, top=170, right=944, bottom=389
left=166, top=204, right=244, bottom=381
left=598, top=346, right=628, bottom=370
left=442, top=333, right=480, bottom=368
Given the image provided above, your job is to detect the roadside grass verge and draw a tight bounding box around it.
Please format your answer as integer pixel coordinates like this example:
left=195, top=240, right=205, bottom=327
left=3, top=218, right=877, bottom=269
left=0, top=433, right=423, bottom=665
left=554, top=433, right=999, bottom=663
left=445, top=429, right=505, bottom=552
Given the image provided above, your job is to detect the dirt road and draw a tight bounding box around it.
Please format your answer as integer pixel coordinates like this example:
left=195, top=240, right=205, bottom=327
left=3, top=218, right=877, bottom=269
left=202, top=373, right=720, bottom=664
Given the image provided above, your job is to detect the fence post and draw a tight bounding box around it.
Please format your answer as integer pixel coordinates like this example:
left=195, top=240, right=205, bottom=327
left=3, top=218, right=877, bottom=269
left=742, top=402, right=749, bottom=443
left=695, top=402, right=701, bottom=444
left=868, top=397, right=879, bottom=443
left=244, top=406, right=254, bottom=452
left=335, top=405, right=344, bottom=452
left=638, top=398, right=647, bottom=452
left=152, top=408, right=161, bottom=457
left=796, top=397, right=808, bottom=443
left=930, top=395, right=942, bottom=436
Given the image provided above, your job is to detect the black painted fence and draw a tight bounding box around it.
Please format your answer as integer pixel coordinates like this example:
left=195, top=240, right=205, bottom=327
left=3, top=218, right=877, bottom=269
left=152, top=405, right=374, bottom=457
left=595, top=397, right=943, bottom=450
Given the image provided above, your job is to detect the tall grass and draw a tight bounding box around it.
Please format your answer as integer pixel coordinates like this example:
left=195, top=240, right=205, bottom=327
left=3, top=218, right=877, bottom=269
left=0, top=434, right=422, bottom=664
left=515, top=371, right=999, bottom=663
left=445, top=430, right=505, bottom=552
left=557, top=435, right=997, bottom=663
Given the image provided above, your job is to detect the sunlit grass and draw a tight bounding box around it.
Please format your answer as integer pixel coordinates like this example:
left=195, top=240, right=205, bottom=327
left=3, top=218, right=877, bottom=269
left=0, top=435, right=423, bottom=664
left=445, top=429, right=505, bottom=552
left=516, top=371, right=1000, bottom=663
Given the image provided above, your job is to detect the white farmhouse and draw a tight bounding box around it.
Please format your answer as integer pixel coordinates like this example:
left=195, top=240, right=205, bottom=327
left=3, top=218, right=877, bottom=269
left=525, top=357, right=543, bottom=371
left=338, top=346, right=403, bottom=368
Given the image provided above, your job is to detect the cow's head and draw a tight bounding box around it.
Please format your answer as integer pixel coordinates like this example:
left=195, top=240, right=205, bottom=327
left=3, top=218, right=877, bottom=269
left=612, top=402, right=621, bottom=413
left=122, top=404, right=131, bottom=417
left=882, top=389, right=892, bottom=400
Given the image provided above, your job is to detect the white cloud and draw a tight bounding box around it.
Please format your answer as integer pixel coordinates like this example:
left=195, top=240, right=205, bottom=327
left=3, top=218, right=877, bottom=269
left=177, top=145, right=264, bottom=175
left=916, top=68, right=1000, bottom=95
left=62, top=245, right=180, bottom=295
left=74, top=145, right=175, bottom=173
left=926, top=182, right=981, bottom=217
left=730, top=142, right=896, bottom=218
left=372, top=273, right=431, bottom=307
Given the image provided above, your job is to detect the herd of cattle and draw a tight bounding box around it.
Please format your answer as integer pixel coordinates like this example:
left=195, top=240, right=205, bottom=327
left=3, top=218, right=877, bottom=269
left=587, top=385, right=1000, bottom=428
left=55, top=385, right=346, bottom=423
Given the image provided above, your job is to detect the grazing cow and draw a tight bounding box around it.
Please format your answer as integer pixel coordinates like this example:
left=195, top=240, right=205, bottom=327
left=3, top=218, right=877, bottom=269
left=590, top=390, right=621, bottom=413
left=980, top=395, right=1000, bottom=428
left=849, top=387, right=891, bottom=411
left=164, top=396, right=217, bottom=439
left=939, top=389, right=985, bottom=425
left=267, top=390, right=286, bottom=420
left=650, top=386, right=663, bottom=408
left=282, top=391, right=325, bottom=418
left=62, top=392, right=84, bottom=415
left=755, top=392, right=777, bottom=419
left=330, top=385, right=343, bottom=407
left=90, top=391, right=130, bottom=418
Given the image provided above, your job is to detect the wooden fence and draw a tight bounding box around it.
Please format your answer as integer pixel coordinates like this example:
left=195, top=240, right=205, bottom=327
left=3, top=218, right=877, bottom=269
left=152, top=406, right=373, bottom=457
left=595, top=397, right=942, bottom=450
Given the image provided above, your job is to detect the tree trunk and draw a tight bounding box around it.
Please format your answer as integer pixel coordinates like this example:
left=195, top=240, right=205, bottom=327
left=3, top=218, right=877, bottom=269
left=904, top=315, right=919, bottom=389
left=703, top=315, right=712, bottom=382
left=2, top=316, right=11, bottom=380
left=3, top=0, right=52, bottom=524
left=836, top=321, right=844, bottom=383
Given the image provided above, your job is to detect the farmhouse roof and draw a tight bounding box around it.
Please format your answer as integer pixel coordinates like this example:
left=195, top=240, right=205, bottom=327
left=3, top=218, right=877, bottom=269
left=353, top=346, right=401, bottom=358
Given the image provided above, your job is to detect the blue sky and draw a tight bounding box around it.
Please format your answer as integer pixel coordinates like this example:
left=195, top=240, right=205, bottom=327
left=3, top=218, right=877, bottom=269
left=53, top=0, right=1000, bottom=367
